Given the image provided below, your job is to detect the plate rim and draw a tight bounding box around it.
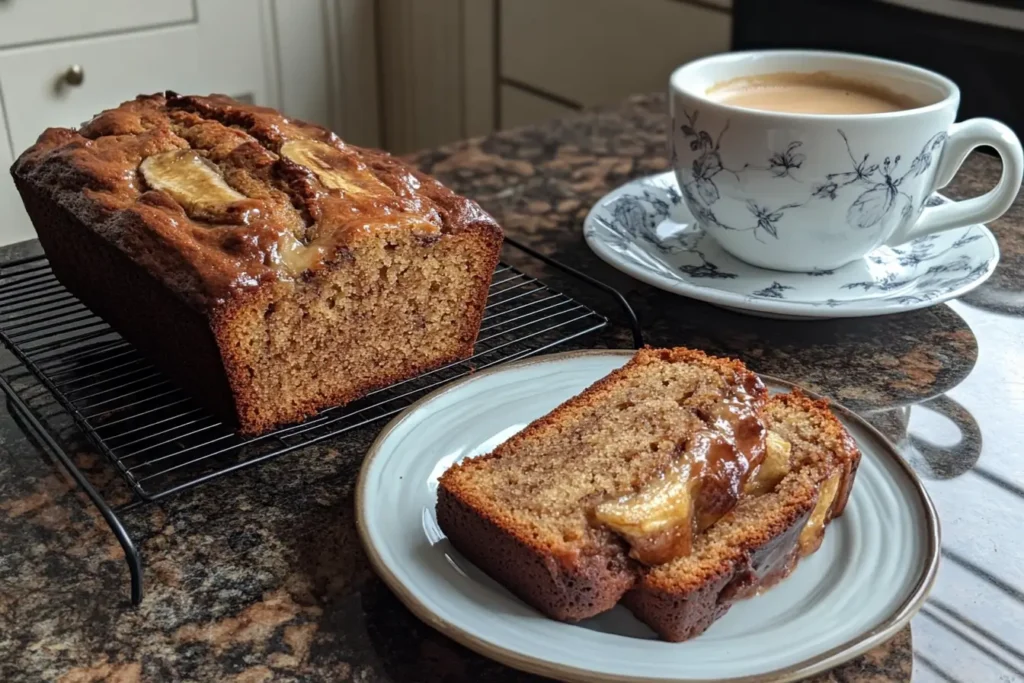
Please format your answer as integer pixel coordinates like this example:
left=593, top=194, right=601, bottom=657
left=356, top=349, right=941, bottom=683
left=583, top=174, right=1000, bottom=319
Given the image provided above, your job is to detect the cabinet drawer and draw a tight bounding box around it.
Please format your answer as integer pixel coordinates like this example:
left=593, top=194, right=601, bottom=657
left=0, top=26, right=205, bottom=154
left=0, top=0, right=195, bottom=48
left=0, top=13, right=272, bottom=247
left=502, top=0, right=731, bottom=107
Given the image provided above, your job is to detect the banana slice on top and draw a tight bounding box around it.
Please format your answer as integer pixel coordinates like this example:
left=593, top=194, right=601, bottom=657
left=280, top=139, right=392, bottom=197
left=140, top=150, right=246, bottom=215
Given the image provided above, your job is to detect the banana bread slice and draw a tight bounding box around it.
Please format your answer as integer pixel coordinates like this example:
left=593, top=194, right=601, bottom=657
left=435, top=348, right=860, bottom=640
left=436, top=347, right=770, bottom=621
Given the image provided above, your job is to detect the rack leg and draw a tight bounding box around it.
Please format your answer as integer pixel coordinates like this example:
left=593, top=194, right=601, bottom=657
left=2, top=378, right=143, bottom=604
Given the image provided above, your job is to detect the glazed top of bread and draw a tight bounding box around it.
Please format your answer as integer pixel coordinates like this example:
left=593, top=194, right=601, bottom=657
left=11, top=93, right=501, bottom=311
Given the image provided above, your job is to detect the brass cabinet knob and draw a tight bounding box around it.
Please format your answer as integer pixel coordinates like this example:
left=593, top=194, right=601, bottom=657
left=63, top=64, right=85, bottom=86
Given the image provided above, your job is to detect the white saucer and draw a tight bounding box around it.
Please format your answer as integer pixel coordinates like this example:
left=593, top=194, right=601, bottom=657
left=356, top=350, right=939, bottom=683
left=583, top=172, right=999, bottom=319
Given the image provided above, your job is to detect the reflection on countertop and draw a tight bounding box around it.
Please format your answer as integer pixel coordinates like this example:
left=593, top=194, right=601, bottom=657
left=0, top=94, right=1021, bottom=682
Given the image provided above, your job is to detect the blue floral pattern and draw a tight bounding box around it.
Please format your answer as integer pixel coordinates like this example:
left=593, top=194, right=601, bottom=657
left=592, top=182, right=739, bottom=280
left=583, top=173, right=999, bottom=316
left=752, top=282, right=794, bottom=299
left=768, top=142, right=805, bottom=179
left=675, top=108, right=948, bottom=241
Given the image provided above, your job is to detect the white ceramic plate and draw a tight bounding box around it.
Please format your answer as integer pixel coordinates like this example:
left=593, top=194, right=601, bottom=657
left=357, top=350, right=940, bottom=682
left=583, top=172, right=999, bottom=319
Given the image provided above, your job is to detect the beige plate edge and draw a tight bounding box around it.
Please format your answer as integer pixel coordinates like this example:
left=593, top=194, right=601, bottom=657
left=355, top=348, right=941, bottom=683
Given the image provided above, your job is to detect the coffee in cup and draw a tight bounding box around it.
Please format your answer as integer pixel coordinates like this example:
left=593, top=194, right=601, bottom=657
left=668, top=50, right=1023, bottom=272
left=706, top=71, right=919, bottom=115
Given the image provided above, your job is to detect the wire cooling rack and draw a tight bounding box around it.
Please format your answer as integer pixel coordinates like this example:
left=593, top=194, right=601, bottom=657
left=0, top=237, right=641, bottom=604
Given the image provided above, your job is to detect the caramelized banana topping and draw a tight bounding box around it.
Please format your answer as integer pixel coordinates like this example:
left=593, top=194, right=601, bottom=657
left=744, top=430, right=792, bottom=496
left=593, top=460, right=698, bottom=564
left=140, top=150, right=247, bottom=217
left=280, top=140, right=393, bottom=196
left=593, top=388, right=794, bottom=566
left=799, top=472, right=841, bottom=556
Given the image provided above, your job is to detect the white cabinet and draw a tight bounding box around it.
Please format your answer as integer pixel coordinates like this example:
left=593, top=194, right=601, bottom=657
left=269, top=0, right=334, bottom=126
left=193, top=0, right=275, bottom=116
left=0, top=0, right=353, bottom=247
left=502, top=0, right=731, bottom=110
left=0, top=27, right=205, bottom=153
left=0, top=0, right=195, bottom=48
left=377, top=0, right=732, bottom=148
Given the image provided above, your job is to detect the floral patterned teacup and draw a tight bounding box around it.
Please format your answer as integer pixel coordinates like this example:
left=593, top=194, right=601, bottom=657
left=669, top=50, right=1023, bottom=272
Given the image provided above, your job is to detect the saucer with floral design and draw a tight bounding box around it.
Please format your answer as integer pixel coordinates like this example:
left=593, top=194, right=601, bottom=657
left=583, top=172, right=999, bottom=319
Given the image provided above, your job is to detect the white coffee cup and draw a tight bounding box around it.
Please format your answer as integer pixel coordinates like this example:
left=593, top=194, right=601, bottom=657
left=669, top=50, right=1023, bottom=272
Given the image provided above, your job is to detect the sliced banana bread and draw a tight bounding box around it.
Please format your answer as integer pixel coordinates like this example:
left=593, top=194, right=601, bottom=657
left=435, top=348, right=860, bottom=640
left=437, top=347, right=769, bottom=621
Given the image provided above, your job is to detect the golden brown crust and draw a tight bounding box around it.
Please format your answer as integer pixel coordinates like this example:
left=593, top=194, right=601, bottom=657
left=623, top=493, right=813, bottom=641
left=11, top=92, right=502, bottom=312
left=15, top=178, right=240, bottom=423
left=442, top=346, right=767, bottom=481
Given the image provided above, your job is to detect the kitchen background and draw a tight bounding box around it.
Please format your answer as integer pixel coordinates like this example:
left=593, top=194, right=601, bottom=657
left=1, top=3, right=1022, bottom=681
left=1, top=0, right=1022, bottom=246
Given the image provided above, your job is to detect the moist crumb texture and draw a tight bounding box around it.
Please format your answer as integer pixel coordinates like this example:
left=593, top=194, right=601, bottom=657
left=11, top=93, right=503, bottom=434
left=436, top=348, right=861, bottom=640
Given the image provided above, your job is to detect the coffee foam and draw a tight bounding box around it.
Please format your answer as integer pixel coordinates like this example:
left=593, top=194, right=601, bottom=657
left=706, top=71, right=922, bottom=115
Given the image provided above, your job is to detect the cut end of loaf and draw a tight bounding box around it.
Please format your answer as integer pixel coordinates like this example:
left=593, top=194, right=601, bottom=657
left=217, top=227, right=501, bottom=434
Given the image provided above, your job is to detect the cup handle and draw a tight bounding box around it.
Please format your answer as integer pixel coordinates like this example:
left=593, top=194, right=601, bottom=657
left=886, top=118, right=1024, bottom=245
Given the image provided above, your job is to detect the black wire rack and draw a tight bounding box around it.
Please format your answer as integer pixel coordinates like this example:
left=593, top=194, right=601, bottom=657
left=0, top=237, right=642, bottom=605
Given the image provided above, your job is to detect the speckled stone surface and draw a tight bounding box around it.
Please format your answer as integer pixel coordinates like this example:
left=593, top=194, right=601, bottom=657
left=1, top=94, right=1021, bottom=682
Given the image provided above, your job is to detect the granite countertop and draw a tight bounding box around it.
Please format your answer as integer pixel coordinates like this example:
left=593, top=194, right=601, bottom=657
left=1, top=94, right=1021, bottom=682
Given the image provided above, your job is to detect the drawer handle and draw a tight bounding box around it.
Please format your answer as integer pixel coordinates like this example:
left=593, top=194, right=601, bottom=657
left=63, top=65, right=85, bottom=87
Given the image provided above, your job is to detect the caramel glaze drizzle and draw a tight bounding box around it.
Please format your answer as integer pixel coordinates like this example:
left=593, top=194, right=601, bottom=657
left=592, top=375, right=769, bottom=566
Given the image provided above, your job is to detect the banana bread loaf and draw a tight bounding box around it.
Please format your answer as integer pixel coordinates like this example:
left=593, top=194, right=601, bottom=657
left=436, top=348, right=860, bottom=641
left=11, top=93, right=503, bottom=435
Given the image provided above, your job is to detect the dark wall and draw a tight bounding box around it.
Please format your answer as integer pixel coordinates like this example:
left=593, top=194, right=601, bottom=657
left=732, top=0, right=1024, bottom=134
